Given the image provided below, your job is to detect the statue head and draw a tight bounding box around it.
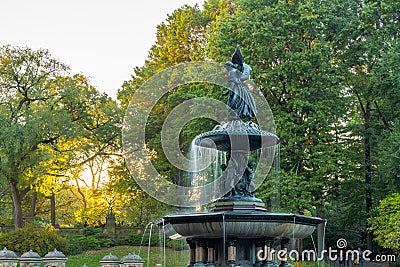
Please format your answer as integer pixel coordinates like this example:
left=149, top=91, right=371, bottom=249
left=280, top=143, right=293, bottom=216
left=221, top=163, right=227, bottom=171
left=224, top=61, right=235, bottom=70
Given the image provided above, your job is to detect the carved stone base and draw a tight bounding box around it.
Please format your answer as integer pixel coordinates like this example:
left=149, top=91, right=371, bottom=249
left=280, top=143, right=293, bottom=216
left=211, top=199, right=267, bottom=213
left=263, top=261, right=279, bottom=267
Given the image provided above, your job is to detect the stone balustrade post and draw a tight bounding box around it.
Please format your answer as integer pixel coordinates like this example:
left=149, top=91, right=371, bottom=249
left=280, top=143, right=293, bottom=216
left=279, top=238, right=290, bottom=267
left=194, top=240, right=206, bottom=267
left=206, top=243, right=216, bottom=267
left=226, top=239, right=237, bottom=267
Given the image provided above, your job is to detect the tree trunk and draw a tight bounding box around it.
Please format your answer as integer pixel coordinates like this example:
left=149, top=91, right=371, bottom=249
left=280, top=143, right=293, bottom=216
left=364, top=101, right=373, bottom=249
left=29, top=190, right=37, bottom=218
left=50, top=193, right=56, bottom=226
left=9, top=180, right=24, bottom=229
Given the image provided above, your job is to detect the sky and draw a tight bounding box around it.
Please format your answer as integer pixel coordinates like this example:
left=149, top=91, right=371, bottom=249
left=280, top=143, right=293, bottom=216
left=0, top=0, right=204, bottom=99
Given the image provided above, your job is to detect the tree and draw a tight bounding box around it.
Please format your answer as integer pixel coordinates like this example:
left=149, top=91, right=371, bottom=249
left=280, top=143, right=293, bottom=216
left=369, top=193, right=400, bottom=253
left=54, top=78, right=121, bottom=226
left=329, top=0, right=400, bottom=248
left=117, top=3, right=223, bottom=203
left=208, top=0, right=352, bottom=216
left=377, top=120, right=400, bottom=193
left=106, top=157, right=171, bottom=227
left=0, top=45, right=71, bottom=228
left=0, top=45, right=120, bottom=228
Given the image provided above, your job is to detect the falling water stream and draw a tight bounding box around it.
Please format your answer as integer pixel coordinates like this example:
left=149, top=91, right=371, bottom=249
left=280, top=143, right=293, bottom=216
left=138, top=221, right=190, bottom=267
left=189, top=140, right=226, bottom=209
left=139, top=222, right=153, bottom=256
left=187, top=138, right=281, bottom=209
left=147, top=224, right=153, bottom=267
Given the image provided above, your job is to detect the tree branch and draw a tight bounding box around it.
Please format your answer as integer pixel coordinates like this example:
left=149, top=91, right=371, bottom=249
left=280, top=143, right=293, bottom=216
left=373, top=100, right=391, bottom=130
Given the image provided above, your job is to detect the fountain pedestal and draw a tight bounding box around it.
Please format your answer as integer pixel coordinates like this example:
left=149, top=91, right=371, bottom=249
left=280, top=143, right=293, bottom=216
left=211, top=199, right=267, bottom=213
left=160, top=120, right=325, bottom=266
left=160, top=118, right=325, bottom=266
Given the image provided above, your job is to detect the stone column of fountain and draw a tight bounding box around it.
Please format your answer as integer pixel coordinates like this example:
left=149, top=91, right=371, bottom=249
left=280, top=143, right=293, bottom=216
left=161, top=46, right=325, bottom=267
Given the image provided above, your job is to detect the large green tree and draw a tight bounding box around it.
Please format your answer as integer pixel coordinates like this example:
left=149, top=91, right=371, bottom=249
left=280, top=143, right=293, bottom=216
left=207, top=0, right=400, bottom=248
left=0, top=46, right=120, bottom=228
left=0, top=46, right=73, bottom=228
left=117, top=3, right=226, bottom=210
left=329, top=0, right=400, bottom=247
left=208, top=0, right=351, bottom=216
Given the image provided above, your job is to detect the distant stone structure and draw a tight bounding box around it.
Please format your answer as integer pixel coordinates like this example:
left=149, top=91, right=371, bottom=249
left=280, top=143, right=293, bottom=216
left=105, top=211, right=116, bottom=234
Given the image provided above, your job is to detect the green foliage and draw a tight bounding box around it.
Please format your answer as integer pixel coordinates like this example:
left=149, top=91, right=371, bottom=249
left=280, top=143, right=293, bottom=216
left=0, top=0, right=399, bottom=252
left=83, top=225, right=103, bottom=236
left=209, top=0, right=352, bottom=216
left=0, top=45, right=72, bottom=228
left=0, top=224, right=68, bottom=255
left=84, top=226, right=115, bottom=248
left=369, top=193, right=400, bottom=253
left=0, top=44, right=122, bottom=228
left=117, top=3, right=222, bottom=186
left=205, top=0, right=400, bottom=247
left=67, top=235, right=100, bottom=255
left=125, top=232, right=159, bottom=246
left=165, top=238, right=189, bottom=250
left=66, top=226, right=115, bottom=255
left=377, top=120, right=400, bottom=194
left=0, top=199, right=13, bottom=225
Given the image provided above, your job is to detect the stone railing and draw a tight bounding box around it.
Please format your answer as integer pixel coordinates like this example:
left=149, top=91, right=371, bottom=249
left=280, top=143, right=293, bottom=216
left=0, top=248, right=66, bottom=267
left=0, top=248, right=145, bottom=267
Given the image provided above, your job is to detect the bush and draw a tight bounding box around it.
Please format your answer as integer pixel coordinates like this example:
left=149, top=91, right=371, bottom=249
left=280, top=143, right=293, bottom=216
left=126, top=232, right=159, bottom=246
left=165, top=238, right=189, bottom=250
left=66, top=226, right=115, bottom=255
left=100, top=237, right=115, bottom=248
left=67, top=235, right=100, bottom=255
left=83, top=225, right=103, bottom=236
left=0, top=224, right=68, bottom=256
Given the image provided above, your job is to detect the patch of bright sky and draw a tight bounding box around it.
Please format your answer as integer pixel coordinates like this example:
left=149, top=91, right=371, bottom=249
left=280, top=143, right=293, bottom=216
left=0, top=0, right=204, bottom=99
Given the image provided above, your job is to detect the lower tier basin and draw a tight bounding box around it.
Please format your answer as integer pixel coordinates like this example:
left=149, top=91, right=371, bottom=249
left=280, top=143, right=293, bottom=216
left=162, top=211, right=325, bottom=240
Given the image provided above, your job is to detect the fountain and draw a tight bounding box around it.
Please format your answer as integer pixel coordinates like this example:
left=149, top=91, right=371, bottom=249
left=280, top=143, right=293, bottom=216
left=159, top=46, right=326, bottom=267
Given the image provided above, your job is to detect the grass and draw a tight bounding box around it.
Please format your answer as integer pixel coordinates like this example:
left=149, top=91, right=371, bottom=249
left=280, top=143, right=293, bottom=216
left=63, top=246, right=325, bottom=267
left=66, top=246, right=189, bottom=267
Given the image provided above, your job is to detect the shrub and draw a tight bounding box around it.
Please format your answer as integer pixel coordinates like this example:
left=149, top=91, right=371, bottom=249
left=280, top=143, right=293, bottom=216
left=126, top=232, right=159, bottom=246
left=100, top=237, right=115, bottom=248
left=165, top=238, right=189, bottom=250
left=66, top=226, right=115, bottom=255
left=0, top=224, right=68, bottom=256
left=83, top=225, right=103, bottom=236
left=67, top=235, right=100, bottom=255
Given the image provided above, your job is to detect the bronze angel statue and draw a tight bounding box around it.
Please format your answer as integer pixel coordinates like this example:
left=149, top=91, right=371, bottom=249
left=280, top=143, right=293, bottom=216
left=223, top=45, right=257, bottom=120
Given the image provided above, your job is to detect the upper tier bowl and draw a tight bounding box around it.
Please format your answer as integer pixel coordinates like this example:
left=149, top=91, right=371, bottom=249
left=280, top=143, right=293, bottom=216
left=194, top=121, right=279, bottom=152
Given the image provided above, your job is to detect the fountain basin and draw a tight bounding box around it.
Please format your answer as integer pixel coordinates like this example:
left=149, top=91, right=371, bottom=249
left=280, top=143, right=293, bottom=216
left=194, top=129, right=279, bottom=152
left=194, top=121, right=279, bottom=152
left=162, top=211, right=325, bottom=240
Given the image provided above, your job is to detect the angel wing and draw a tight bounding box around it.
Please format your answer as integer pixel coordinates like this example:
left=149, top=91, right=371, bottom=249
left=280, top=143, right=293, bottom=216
left=241, top=63, right=251, bottom=80
left=231, top=45, right=244, bottom=72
